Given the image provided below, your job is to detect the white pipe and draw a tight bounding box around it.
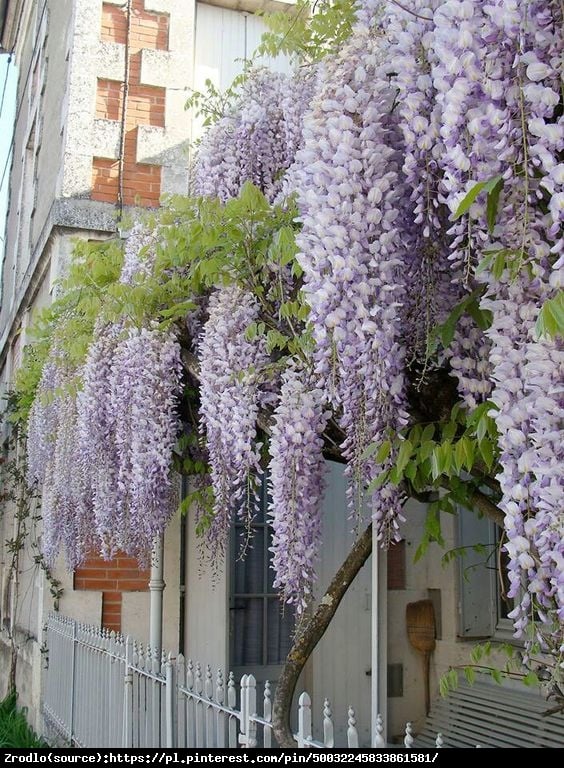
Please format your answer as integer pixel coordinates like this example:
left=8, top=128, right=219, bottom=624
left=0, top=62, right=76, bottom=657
left=149, top=534, right=165, bottom=656
left=371, top=528, right=388, bottom=746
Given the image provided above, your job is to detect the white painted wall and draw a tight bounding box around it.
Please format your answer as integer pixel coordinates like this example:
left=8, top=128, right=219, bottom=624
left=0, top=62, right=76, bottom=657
left=184, top=507, right=229, bottom=674
left=311, top=461, right=372, bottom=746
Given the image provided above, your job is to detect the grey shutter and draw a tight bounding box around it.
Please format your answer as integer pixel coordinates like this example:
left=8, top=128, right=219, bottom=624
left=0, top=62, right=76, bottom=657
left=457, top=510, right=496, bottom=638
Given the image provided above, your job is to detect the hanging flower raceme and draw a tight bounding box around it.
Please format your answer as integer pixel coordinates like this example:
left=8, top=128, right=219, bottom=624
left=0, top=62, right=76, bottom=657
left=119, top=222, right=158, bottom=285
left=290, top=19, right=410, bottom=542
left=26, top=347, right=95, bottom=568
left=481, top=266, right=564, bottom=650
left=192, top=68, right=315, bottom=203
left=107, top=325, right=182, bottom=562
left=387, top=0, right=462, bottom=366
left=27, top=357, right=63, bottom=488
left=76, top=322, right=122, bottom=558
left=268, top=366, right=330, bottom=611
left=198, top=285, right=269, bottom=554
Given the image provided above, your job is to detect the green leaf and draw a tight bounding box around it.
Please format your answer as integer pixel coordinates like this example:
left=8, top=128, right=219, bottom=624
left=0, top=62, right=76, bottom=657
left=396, top=439, right=413, bottom=475
left=486, top=176, right=504, bottom=233
left=366, top=470, right=389, bottom=494
left=490, top=668, right=503, bottom=685
left=492, top=251, right=506, bottom=280
left=421, top=424, right=435, bottom=443
left=480, top=438, right=495, bottom=471
left=363, top=439, right=391, bottom=463
left=464, top=666, right=476, bottom=685
left=535, top=290, right=564, bottom=339
left=454, top=439, right=466, bottom=473
left=453, top=175, right=503, bottom=220
left=522, top=671, right=539, bottom=687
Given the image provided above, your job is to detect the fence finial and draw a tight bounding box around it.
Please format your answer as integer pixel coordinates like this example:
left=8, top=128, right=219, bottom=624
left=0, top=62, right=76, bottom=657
left=347, top=706, right=359, bottom=748
left=216, top=669, right=224, bottom=705
left=323, top=699, right=334, bottom=747
left=297, top=692, right=312, bottom=748
left=436, top=733, right=443, bottom=748
left=264, top=681, right=272, bottom=748
left=205, top=665, right=213, bottom=699
left=373, top=713, right=385, bottom=747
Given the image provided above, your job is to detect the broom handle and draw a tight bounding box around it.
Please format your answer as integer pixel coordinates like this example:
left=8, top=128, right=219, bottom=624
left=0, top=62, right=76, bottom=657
left=423, top=651, right=431, bottom=715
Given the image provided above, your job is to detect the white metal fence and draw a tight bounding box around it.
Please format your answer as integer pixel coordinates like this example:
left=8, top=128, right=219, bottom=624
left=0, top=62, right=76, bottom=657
left=42, top=612, right=445, bottom=749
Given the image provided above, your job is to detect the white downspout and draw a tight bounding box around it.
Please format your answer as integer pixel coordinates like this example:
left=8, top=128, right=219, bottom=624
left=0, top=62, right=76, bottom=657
left=149, top=534, right=165, bottom=657
left=371, top=529, right=388, bottom=746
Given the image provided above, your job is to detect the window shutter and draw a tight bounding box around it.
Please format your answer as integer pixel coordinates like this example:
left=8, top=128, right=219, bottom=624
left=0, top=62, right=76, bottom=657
left=457, top=510, right=496, bottom=638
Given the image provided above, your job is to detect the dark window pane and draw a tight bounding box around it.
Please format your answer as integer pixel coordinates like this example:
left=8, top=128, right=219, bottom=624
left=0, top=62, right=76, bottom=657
left=234, top=527, right=265, bottom=594
left=266, top=598, right=295, bottom=665
left=232, top=598, right=264, bottom=666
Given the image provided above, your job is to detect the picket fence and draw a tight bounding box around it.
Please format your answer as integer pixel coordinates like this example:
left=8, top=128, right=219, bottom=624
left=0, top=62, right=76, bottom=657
left=43, top=612, right=440, bottom=749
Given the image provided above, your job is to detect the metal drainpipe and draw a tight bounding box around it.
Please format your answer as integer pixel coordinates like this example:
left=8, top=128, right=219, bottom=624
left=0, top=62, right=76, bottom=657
left=149, top=534, right=165, bottom=657
left=178, top=476, right=188, bottom=653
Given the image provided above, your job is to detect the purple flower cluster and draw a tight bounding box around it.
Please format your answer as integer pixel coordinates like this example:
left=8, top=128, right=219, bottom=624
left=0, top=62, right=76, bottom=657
left=289, top=21, right=410, bottom=542
left=37, top=366, right=96, bottom=569
left=27, top=358, right=62, bottom=487
left=27, top=227, right=183, bottom=566
left=120, top=223, right=158, bottom=285
left=192, top=68, right=315, bottom=203
left=197, top=285, right=268, bottom=553
left=482, top=269, right=563, bottom=647
left=268, top=366, right=330, bottom=611
left=104, top=325, right=182, bottom=563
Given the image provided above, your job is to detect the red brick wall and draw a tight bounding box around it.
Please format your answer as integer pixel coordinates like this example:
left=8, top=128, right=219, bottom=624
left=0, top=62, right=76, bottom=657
left=92, top=157, right=119, bottom=203
left=74, top=553, right=150, bottom=632
left=93, top=0, right=169, bottom=208
left=96, top=78, right=123, bottom=121
left=101, top=1, right=169, bottom=50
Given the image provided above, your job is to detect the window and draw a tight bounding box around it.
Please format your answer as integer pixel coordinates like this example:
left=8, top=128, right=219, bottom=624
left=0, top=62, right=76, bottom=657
left=230, top=479, right=295, bottom=670
left=457, top=510, right=522, bottom=643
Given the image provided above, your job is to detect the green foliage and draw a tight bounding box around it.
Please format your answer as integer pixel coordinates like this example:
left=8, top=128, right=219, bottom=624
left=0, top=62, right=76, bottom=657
left=440, top=641, right=542, bottom=698
left=185, top=74, right=248, bottom=130
left=428, top=288, right=492, bottom=355
left=0, top=693, right=48, bottom=747
left=453, top=175, right=504, bottom=231
left=11, top=185, right=311, bottom=429
left=255, top=0, right=357, bottom=63
left=536, top=289, right=564, bottom=340
left=365, top=396, right=500, bottom=563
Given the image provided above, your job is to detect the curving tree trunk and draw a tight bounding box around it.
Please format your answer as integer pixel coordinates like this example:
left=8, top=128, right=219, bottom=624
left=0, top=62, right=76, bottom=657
left=272, top=523, right=373, bottom=747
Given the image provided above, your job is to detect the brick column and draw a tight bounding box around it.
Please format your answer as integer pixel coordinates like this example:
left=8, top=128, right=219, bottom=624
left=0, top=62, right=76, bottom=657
left=74, top=553, right=150, bottom=632
left=92, top=0, right=169, bottom=207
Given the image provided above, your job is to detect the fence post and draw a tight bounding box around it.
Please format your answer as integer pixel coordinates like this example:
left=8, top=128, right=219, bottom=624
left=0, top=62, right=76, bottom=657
left=69, top=618, right=77, bottom=744
left=238, top=675, right=257, bottom=748
left=263, top=681, right=272, bottom=749
left=123, top=637, right=133, bottom=748
left=165, top=653, right=175, bottom=748
left=246, top=675, right=257, bottom=748
left=228, top=672, right=237, bottom=748
left=323, top=699, right=334, bottom=748
left=373, top=714, right=385, bottom=747
left=347, top=707, right=359, bottom=748
left=297, top=692, right=312, bottom=748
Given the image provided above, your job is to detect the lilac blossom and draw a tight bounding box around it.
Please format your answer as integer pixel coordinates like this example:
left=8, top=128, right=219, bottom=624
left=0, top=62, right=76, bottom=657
left=192, top=68, right=315, bottom=203
left=105, top=326, right=182, bottom=563
left=197, top=285, right=269, bottom=554
left=290, top=20, right=410, bottom=542
left=120, top=223, right=158, bottom=285
left=268, top=366, right=330, bottom=611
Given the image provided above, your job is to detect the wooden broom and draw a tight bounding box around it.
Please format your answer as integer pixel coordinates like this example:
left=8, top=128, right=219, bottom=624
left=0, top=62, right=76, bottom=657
left=406, top=599, right=436, bottom=715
